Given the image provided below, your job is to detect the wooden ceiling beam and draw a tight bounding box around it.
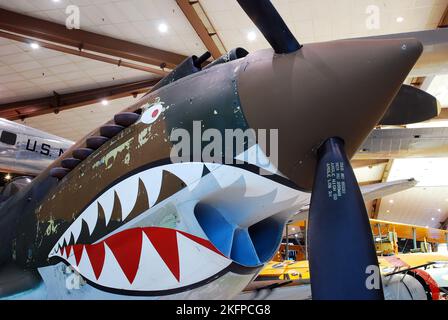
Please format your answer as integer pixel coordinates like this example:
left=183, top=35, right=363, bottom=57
left=0, top=30, right=168, bottom=76
left=439, top=4, right=448, bottom=28
left=409, top=76, right=426, bottom=89
left=0, top=8, right=186, bottom=70
left=351, top=159, right=389, bottom=169
left=0, top=78, right=161, bottom=120
left=176, top=0, right=225, bottom=59
left=406, top=8, right=448, bottom=98
left=371, top=159, right=394, bottom=219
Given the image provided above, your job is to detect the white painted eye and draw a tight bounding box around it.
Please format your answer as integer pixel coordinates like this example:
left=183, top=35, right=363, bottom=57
left=141, top=103, right=163, bottom=124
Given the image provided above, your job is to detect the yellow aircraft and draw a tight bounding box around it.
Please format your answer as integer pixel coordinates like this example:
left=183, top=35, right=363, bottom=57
left=258, top=260, right=310, bottom=281
left=250, top=220, right=448, bottom=300
left=258, top=253, right=448, bottom=282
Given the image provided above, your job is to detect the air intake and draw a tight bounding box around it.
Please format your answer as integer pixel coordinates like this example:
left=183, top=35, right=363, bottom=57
left=194, top=202, right=283, bottom=267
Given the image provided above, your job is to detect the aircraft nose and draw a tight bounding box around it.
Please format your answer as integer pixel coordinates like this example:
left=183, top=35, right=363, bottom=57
left=237, top=38, right=423, bottom=190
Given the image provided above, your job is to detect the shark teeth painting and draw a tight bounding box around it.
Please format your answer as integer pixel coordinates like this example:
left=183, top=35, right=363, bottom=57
left=47, top=161, right=308, bottom=294
left=50, top=226, right=231, bottom=293
left=48, top=162, right=206, bottom=251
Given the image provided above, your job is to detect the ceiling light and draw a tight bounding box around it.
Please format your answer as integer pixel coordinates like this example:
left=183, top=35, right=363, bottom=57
left=158, top=23, right=168, bottom=33
left=386, top=210, right=390, bottom=213
left=101, top=99, right=109, bottom=106
left=4, top=174, right=11, bottom=181
left=30, top=42, right=40, bottom=49
left=432, top=217, right=435, bottom=221
left=247, top=31, right=257, bottom=42
left=438, top=209, right=442, bottom=212
left=389, top=199, right=394, bottom=204
left=396, top=17, right=404, bottom=23
left=52, top=0, right=61, bottom=2
left=291, top=227, right=295, bottom=231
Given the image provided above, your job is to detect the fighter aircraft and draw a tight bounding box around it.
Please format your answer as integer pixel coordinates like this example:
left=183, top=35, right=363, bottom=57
left=0, top=0, right=434, bottom=300
left=0, top=118, right=73, bottom=176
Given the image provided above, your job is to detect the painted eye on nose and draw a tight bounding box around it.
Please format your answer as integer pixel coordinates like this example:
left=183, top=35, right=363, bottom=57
left=141, top=103, right=163, bottom=124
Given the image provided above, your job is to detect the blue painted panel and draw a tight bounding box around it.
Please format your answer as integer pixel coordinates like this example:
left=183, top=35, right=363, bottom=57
left=230, top=228, right=260, bottom=267
left=194, top=203, right=234, bottom=257
left=249, top=217, right=283, bottom=263
left=195, top=203, right=285, bottom=267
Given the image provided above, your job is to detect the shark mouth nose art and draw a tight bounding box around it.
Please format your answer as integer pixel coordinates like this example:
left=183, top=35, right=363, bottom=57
left=47, top=162, right=233, bottom=293
left=50, top=226, right=230, bottom=293
left=49, top=162, right=206, bottom=249
left=47, top=158, right=305, bottom=294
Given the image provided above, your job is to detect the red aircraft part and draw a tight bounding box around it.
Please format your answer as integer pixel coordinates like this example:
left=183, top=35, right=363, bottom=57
left=410, top=269, right=440, bottom=300
left=59, top=227, right=224, bottom=286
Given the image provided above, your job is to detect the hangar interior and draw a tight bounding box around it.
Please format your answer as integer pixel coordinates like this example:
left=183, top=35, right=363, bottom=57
left=1, top=0, right=447, bottom=228
left=0, top=0, right=448, bottom=301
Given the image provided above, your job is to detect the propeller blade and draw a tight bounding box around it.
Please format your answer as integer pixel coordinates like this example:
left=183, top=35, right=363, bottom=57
left=379, top=85, right=440, bottom=126
left=308, top=137, right=384, bottom=300
left=237, top=0, right=301, bottom=54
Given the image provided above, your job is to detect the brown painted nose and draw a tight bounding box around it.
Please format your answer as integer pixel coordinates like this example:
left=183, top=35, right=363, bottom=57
left=237, top=38, right=423, bottom=190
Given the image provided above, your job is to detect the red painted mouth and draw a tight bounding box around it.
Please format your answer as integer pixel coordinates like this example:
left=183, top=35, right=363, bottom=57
left=54, top=227, right=224, bottom=285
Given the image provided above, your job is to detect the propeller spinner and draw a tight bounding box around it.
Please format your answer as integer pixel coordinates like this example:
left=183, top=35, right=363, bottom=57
left=236, top=0, right=423, bottom=300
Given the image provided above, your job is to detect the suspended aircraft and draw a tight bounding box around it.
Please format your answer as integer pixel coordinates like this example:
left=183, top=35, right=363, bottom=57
left=0, top=118, right=73, bottom=176
left=0, top=0, right=439, bottom=300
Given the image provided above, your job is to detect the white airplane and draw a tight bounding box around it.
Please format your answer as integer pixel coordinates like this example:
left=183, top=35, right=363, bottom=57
left=0, top=118, right=73, bottom=176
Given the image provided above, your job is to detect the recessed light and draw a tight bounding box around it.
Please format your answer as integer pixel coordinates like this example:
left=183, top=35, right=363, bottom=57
left=431, top=217, right=435, bottom=221
left=247, top=31, right=257, bottom=42
left=386, top=210, right=390, bottom=213
left=389, top=199, right=394, bottom=204
left=438, top=209, right=442, bottom=212
left=52, top=0, right=61, bottom=2
left=291, top=227, right=295, bottom=231
left=396, top=16, right=404, bottom=23
left=158, top=23, right=168, bottom=33
left=30, top=42, right=40, bottom=50
left=101, top=99, right=109, bottom=106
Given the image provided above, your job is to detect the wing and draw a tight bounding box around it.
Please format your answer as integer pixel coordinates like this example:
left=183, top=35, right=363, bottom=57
left=291, top=179, right=417, bottom=222
left=357, top=127, right=448, bottom=159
